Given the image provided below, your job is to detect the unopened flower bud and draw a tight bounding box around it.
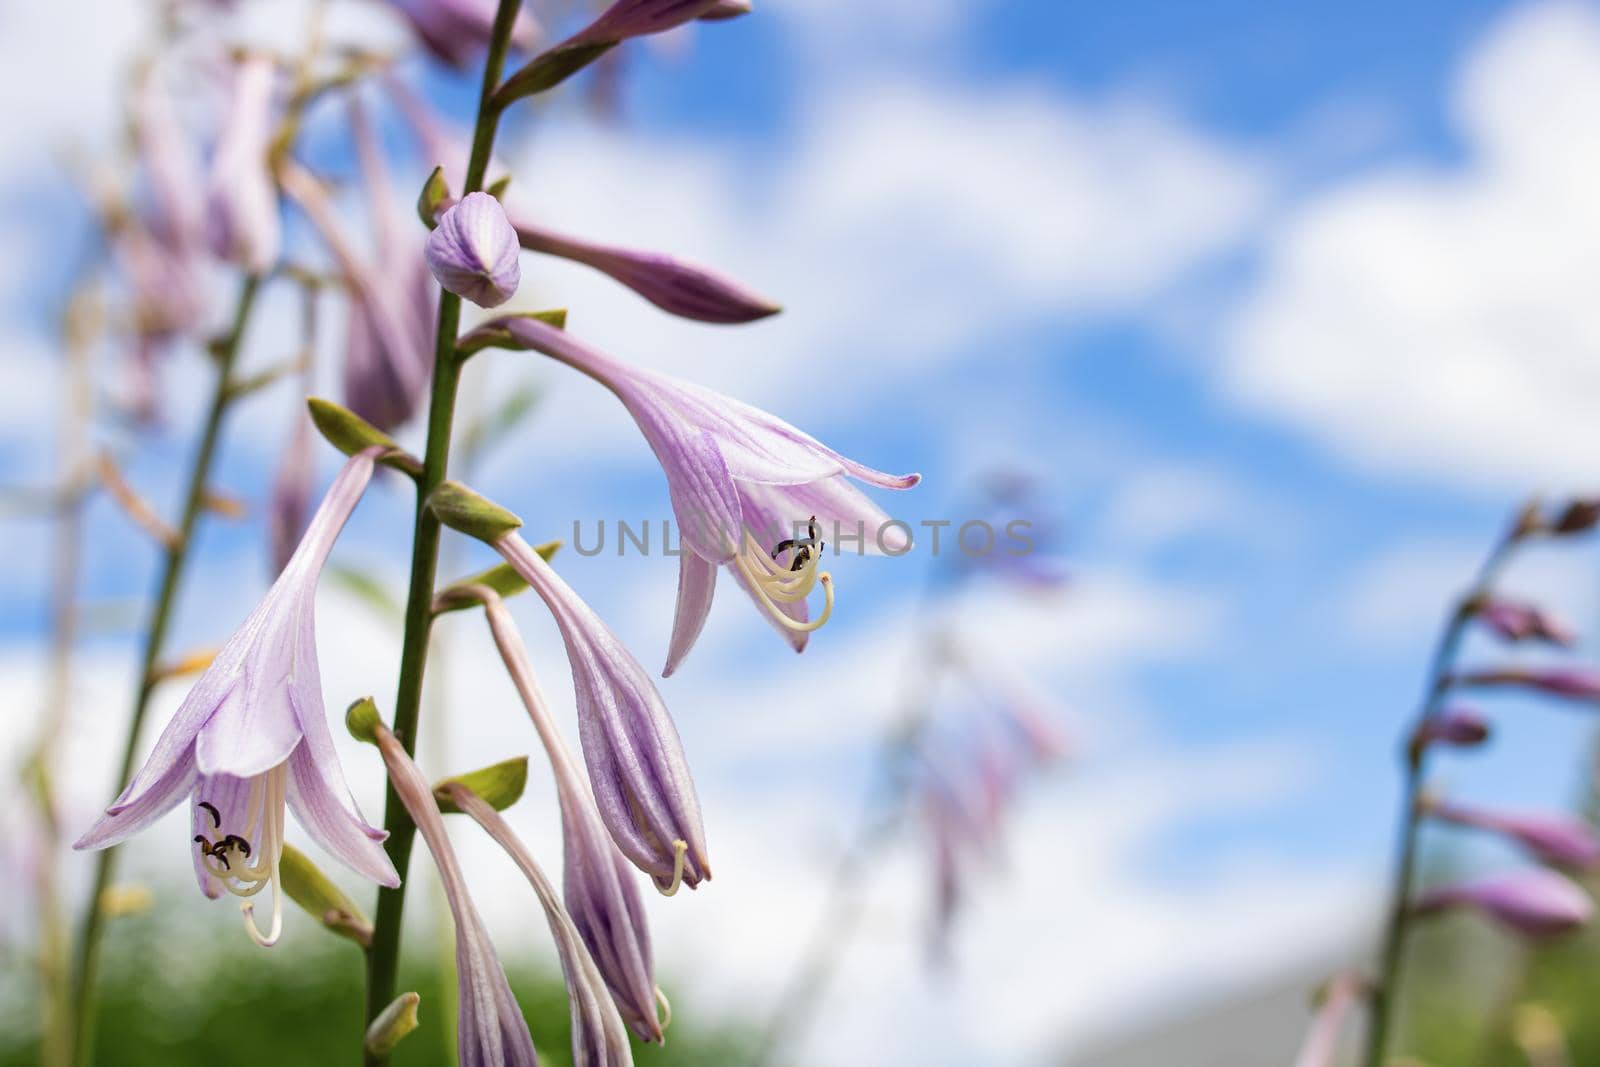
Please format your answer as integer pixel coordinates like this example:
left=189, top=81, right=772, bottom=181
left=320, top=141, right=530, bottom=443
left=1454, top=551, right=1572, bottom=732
left=1474, top=599, right=1575, bottom=646
left=1454, top=667, right=1600, bottom=704
left=1410, top=708, right=1492, bottom=756
left=1424, top=799, right=1600, bottom=870
left=1413, top=869, right=1593, bottom=939
left=425, top=192, right=521, bottom=308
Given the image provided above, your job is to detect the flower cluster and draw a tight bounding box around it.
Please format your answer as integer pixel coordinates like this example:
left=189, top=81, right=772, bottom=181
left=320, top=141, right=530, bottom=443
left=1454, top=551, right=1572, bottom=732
left=72, top=1, right=920, bottom=1063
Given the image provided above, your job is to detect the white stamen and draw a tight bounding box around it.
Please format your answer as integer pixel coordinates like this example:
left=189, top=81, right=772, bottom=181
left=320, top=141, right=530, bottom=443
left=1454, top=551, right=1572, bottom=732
left=731, top=530, right=834, bottom=633
left=194, top=763, right=286, bottom=947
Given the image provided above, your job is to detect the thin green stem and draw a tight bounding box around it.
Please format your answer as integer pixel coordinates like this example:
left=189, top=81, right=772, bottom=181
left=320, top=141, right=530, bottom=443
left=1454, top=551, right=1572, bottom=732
left=1362, top=517, right=1527, bottom=1067
left=69, top=272, right=262, bottom=1067
left=361, top=2, right=522, bottom=1058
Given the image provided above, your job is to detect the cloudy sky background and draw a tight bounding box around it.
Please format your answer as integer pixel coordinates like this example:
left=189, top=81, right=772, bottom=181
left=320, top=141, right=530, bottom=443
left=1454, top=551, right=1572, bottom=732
left=6, top=0, right=1600, bottom=1063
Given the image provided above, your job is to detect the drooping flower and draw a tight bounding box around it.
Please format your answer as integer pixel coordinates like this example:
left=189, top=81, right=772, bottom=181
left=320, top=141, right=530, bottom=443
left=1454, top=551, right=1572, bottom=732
left=495, top=532, right=709, bottom=892
left=1423, top=799, right=1600, bottom=870
left=444, top=783, right=635, bottom=1067
left=372, top=723, right=537, bottom=1067
left=1412, top=869, right=1594, bottom=939
left=132, top=64, right=206, bottom=259
left=74, top=449, right=399, bottom=945
left=205, top=52, right=281, bottom=275
left=387, top=0, right=539, bottom=69
left=511, top=216, right=779, bottom=324
left=453, top=584, right=665, bottom=1040
left=278, top=150, right=433, bottom=432
left=1473, top=598, right=1574, bottom=646
left=473, top=315, right=919, bottom=675
left=427, top=192, right=521, bottom=308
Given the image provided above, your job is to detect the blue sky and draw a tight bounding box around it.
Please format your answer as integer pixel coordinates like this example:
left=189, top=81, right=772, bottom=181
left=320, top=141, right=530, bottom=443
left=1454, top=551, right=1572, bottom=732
left=6, top=0, right=1600, bottom=1063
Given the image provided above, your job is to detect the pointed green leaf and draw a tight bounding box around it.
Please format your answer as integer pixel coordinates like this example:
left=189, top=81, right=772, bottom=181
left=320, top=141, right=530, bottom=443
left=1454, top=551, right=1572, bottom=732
left=433, top=542, right=561, bottom=614
left=365, top=992, right=421, bottom=1056
left=417, top=165, right=451, bottom=228
left=280, top=843, right=373, bottom=947
left=428, top=481, right=522, bottom=542
left=457, top=309, right=568, bottom=357
left=306, top=398, right=423, bottom=476
left=494, top=42, right=615, bottom=107
left=433, top=757, right=529, bottom=814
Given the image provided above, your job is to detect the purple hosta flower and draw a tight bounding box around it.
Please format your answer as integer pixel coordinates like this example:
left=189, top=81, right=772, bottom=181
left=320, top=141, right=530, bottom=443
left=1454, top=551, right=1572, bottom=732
left=1292, top=973, right=1365, bottom=1067
left=268, top=406, right=314, bottom=576
left=133, top=65, right=206, bottom=258
left=464, top=587, right=665, bottom=1041
left=444, top=784, right=635, bottom=1067
left=388, top=0, right=539, bottom=69
left=372, top=724, right=537, bottom=1067
left=1411, top=707, right=1493, bottom=751
left=496, top=533, right=709, bottom=892
left=1454, top=667, right=1600, bottom=703
left=512, top=217, right=779, bottom=324
left=205, top=53, right=281, bottom=275
left=74, top=450, right=399, bottom=945
left=478, top=315, right=919, bottom=675
left=565, top=0, right=727, bottom=49
left=1424, top=799, right=1600, bottom=870
left=1413, top=869, right=1593, bottom=939
left=427, top=193, right=521, bottom=308
left=1474, top=599, right=1575, bottom=646
left=279, top=153, right=433, bottom=432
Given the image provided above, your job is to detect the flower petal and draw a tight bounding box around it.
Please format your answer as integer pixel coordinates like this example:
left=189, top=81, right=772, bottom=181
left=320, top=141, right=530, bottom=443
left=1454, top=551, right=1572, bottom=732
left=662, top=551, right=717, bottom=677
left=285, top=739, right=399, bottom=887
left=75, top=745, right=199, bottom=851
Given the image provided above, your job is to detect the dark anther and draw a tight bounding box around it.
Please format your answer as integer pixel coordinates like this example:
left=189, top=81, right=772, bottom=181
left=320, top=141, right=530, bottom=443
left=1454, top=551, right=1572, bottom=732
left=772, top=516, right=823, bottom=571
left=223, top=834, right=252, bottom=858
left=198, top=801, right=221, bottom=829
left=214, top=851, right=231, bottom=871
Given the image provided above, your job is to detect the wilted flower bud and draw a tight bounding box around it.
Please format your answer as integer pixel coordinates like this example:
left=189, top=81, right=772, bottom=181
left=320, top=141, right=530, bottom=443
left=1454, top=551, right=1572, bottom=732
left=1550, top=498, right=1600, bottom=535
left=1424, top=799, right=1600, bottom=870
left=1409, top=707, right=1492, bottom=755
left=512, top=218, right=780, bottom=324
left=1474, top=599, right=1574, bottom=646
left=426, top=192, right=521, bottom=308
left=1413, top=869, right=1594, bottom=939
left=1454, top=667, right=1600, bottom=704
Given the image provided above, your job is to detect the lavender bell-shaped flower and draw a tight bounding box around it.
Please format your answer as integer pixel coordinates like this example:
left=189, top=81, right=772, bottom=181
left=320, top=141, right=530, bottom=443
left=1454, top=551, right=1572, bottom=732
left=1424, top=799, right=1600, bottom=870
left=427, top=192, right=521, bottom=309
left=460, top=586, right=665, bottom=1040
left=387, top=0, right=538, bottom=69
left=74, top=449, right=400, bottom=945
left=1413, top=869, right=1594, bottom=939
left=205, top=53, right=281, bottom=276
left=372, top=723, right=537, bottom=1067
left=474, top=315, right=919, bottom=675
left=445, top=784, right=635, bottom=1067
left=495, top=532, right=709, bottom=892
left=511, top=215, right=779, bottom=324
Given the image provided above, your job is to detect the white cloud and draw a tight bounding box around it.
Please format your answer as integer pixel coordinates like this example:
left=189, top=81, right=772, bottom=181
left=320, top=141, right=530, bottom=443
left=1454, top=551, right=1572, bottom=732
left=1226, top=1, right=1600, bottom=494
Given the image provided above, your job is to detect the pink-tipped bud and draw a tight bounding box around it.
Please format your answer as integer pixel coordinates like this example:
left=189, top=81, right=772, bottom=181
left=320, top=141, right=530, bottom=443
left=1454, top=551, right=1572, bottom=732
left=1413, top=869, right=1593, bottom=939
left=1474, top=599, right=1575, bottom=646
left=1424, top=799, right=1600, bottom=870
left=426, top=192, right=521, bottom=309
left=1411, top=708, right=1492, bottom=752
left=1454, top=667, right=1600, bottom=703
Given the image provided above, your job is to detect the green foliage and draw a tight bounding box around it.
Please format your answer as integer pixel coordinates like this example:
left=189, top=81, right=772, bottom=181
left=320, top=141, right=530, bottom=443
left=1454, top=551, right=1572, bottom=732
left=0, top=905, right=753, bottom=1066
